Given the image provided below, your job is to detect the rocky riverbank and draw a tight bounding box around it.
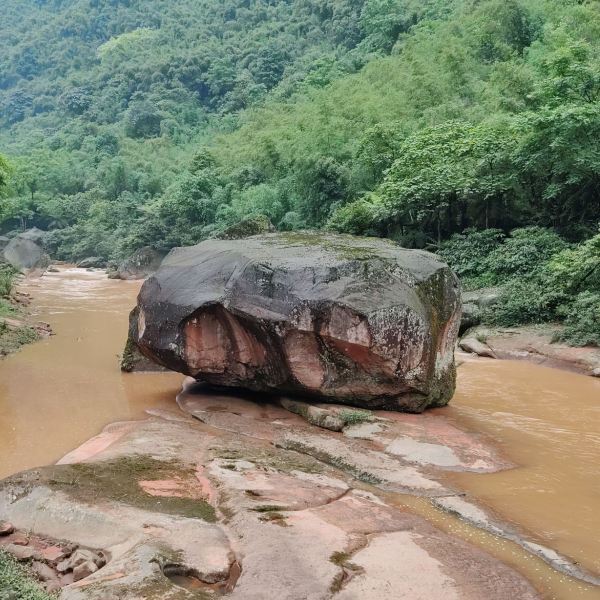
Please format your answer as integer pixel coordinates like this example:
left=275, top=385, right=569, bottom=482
left=2, top=378, right=599, bottom=599
left=0, top=281, right=52, bottom=359
left=0, top=390, right=527, bottom=599
left=458, top=324, right=600, bottom=377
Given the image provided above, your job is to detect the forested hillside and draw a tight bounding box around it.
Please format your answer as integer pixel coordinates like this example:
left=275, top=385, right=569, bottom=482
left=0, top=0, right=598, bottom=343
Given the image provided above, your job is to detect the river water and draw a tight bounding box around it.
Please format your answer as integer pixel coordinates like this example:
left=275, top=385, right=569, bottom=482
left=0, top=268, right=599, bottom=598
left=0, top=269, right=182, bottom=478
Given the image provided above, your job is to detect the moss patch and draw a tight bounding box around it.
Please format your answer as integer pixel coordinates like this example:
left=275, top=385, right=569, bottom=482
left=0, top=266, right=41, bottom=358
left=258, top=511, right=288, bottom=526
left=211, top=444, right=324, bottom=475
left=0, top=320, right=39, bottom=357
left=250, top=504, right=288, bottom=513
left=338, top=409, right=373, bottom=426
left=278, top=438, right=382, bottom=485
left=273, top=231, right=381, bottom=261
left=120, top=337, right=136, bottom=372
left=47, top=456, right=216, bottom=522
left=329, top=551, right=351, bottom=566
left=0, top=549, right=54, bottom=600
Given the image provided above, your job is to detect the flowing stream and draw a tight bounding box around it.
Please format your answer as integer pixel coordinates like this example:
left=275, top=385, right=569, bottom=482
left=0, top=268, right=183, bottom=478
left=0, top=269, right=599, bottom=599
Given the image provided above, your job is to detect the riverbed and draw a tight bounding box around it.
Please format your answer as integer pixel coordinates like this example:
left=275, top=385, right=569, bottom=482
left=0, top=268, right=599, bottom=598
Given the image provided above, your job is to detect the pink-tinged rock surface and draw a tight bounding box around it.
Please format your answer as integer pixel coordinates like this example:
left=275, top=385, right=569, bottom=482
left=3, top=382, right=596, bottom=599
left=460, top=325, right=600, bottom=376
left=127, top=232, right=461, bottom=411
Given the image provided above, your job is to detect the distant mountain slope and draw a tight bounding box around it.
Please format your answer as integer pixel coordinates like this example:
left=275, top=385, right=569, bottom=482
left=0, top=0, right=597, bottom=262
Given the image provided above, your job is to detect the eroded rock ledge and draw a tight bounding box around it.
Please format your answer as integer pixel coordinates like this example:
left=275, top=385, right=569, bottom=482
left=3, top=382, right=597, bottom=599
left=459, top=325, right=600, bottom=376
left=128, top=232, right=462, bottom=412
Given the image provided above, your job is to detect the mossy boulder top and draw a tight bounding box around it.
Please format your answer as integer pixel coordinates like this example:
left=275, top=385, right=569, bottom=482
left=130, top=232, right=461, bottom=411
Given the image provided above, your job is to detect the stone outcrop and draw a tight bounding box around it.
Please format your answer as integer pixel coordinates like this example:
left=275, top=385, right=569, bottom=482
left=215, top=215, right=275, bottom=240
left=129, top=232, right=461, bottom=412
left=459, top=336, right=497, bottom=359
left=76, top=256, right=106, bottom=269
left=460, top=325, right=600, bottom=376
left=460, top=287, right=501, bottom=333
left=114, top=246, right=165, bottom=280
left=2, top=381, right=585, bottom=598
left=16, top=227, right=48, bottom=246
left=2, top=230, right=50, bottom=272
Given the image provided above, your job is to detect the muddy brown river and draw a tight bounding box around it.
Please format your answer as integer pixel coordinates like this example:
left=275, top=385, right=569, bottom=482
left=0, top=269, right=183, bottom=478
left=0, top=268, right=599, bottom=599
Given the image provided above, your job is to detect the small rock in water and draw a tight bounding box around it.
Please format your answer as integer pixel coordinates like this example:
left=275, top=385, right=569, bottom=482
left=0, top=521, right=14, bottom=536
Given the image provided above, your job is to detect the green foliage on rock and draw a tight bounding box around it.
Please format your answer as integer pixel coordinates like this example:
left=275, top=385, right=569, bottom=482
left=0, top=549, right=53, bottom=600
left=0, top=264, right=17, bottom=299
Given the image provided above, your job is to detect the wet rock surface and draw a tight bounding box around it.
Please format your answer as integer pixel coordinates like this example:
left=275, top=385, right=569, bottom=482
left=129, top=232, right=462, bottom=412
left=2, top=231, right=50, bottom=272
left=5, top=378, right=596, bottom=598
left=460, top=325, right=600, bottom=376
left=115, top=246, right=166, bottom=280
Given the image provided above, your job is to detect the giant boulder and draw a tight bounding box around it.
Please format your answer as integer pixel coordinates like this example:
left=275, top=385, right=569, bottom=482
left=115, top=246, right=165, bottom=280
left=2, top=234, right=50, bottom=272
left=129, top=232, right=461, bottom=412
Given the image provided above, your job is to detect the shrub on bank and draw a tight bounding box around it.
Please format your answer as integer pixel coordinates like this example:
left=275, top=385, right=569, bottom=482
left=440, top=228, right=600, bottom=347
left=0, top=264, right=16, bottom=298
left=0, top=549, right=53, bottom=600
left=558, top=292, right=600, bottom=347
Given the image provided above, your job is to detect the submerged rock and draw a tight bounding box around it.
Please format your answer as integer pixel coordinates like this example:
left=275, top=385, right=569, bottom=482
left=129, top=232, right=461, bottom=411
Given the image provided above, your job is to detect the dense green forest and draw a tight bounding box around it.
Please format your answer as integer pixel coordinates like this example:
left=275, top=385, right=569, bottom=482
left=0, top=0, right=598, bottom=343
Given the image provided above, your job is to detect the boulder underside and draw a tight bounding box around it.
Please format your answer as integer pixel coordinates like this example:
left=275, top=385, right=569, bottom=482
left=129, top=232, right=461, bottom=411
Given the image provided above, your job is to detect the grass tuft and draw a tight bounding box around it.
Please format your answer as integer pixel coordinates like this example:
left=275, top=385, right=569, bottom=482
left=0, top=549, right=54, bottom=600
left=339, top=409, right=373, bottom=426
